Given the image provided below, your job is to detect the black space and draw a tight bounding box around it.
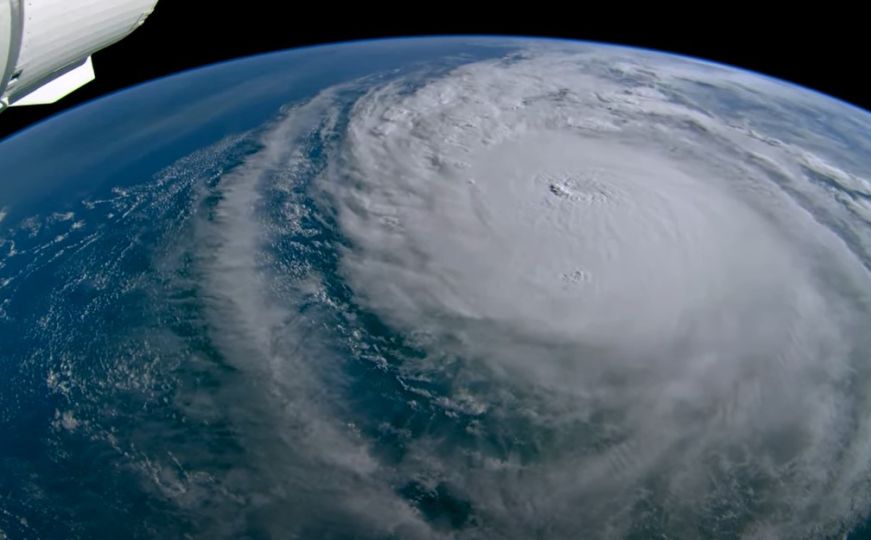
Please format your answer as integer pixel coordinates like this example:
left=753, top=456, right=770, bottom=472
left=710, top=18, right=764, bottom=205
left=0, top=5, right=866, bottom=141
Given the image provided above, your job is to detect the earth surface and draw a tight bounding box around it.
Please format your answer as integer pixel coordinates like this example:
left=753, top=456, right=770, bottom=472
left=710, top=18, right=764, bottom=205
left=2, top=36, right=871, bottom=539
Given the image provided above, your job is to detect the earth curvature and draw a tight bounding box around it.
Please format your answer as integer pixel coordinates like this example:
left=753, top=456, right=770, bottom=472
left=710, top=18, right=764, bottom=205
left=2, top=36, right=871, bottom=539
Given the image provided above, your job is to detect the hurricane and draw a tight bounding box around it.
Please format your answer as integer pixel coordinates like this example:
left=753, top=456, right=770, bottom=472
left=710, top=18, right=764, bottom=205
left=1, top=37, right=871, bottom=539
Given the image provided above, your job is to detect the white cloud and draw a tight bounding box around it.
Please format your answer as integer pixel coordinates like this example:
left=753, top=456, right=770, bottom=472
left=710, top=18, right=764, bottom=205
left=307, top=46, right=871, bottom=538
left=187, top=89, right=436, bottom=538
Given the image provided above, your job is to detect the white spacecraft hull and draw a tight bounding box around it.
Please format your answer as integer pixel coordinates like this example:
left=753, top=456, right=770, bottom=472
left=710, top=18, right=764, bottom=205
left=1, top=0, right=159, bottom=110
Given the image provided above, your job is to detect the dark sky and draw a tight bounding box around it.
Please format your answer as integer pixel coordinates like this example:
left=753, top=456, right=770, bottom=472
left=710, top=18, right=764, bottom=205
left=0, top=5, right=867, bottom=141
